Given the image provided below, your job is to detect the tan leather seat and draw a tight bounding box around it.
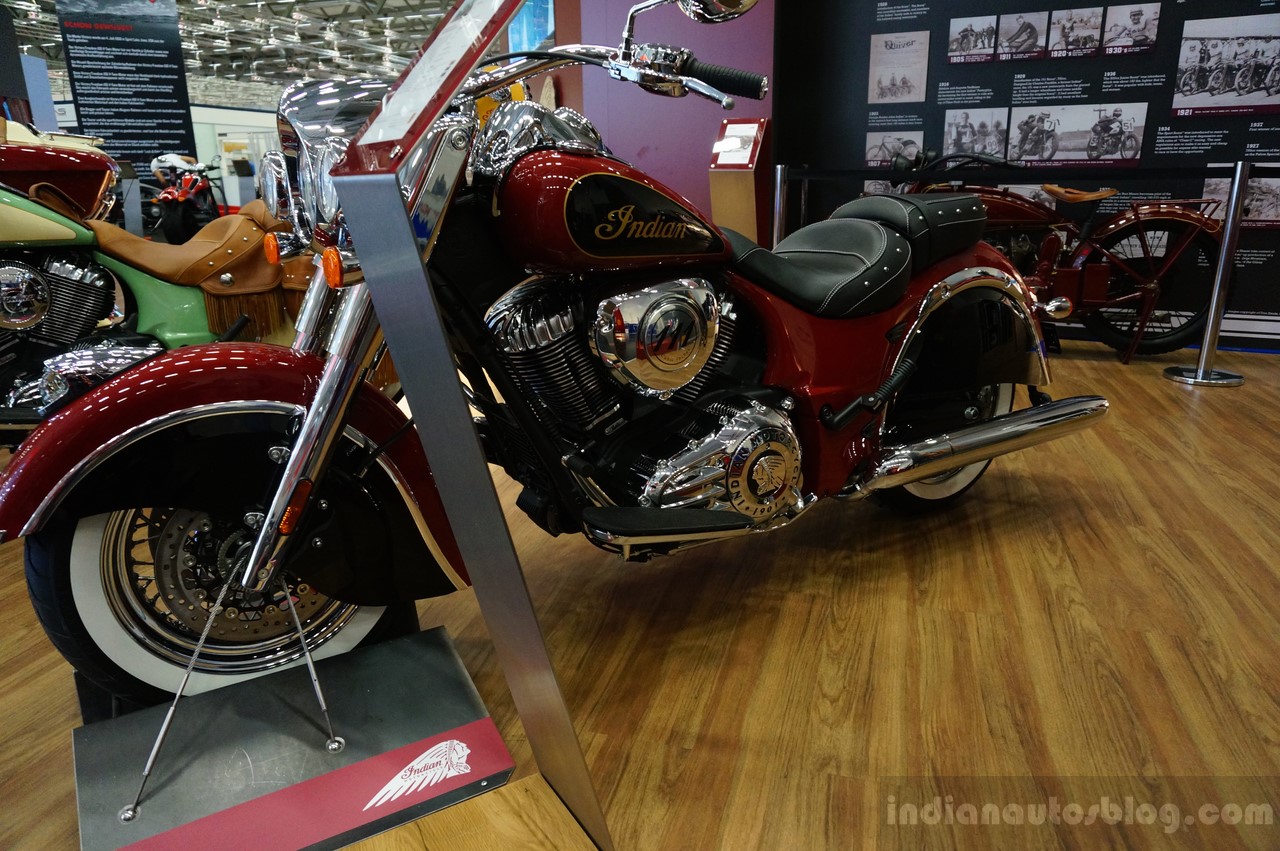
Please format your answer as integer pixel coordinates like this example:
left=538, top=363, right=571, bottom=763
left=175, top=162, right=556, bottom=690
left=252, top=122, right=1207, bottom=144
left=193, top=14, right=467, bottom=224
left=88, top=200, right=287, bottom=295
left=1042, top=184, right=1118, bottom=204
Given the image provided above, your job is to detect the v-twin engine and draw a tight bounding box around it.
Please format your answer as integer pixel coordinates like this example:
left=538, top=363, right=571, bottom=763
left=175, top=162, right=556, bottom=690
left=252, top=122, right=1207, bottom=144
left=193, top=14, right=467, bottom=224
left=485, top=276, right=803, bottom=528
left=638, top=398, right=803, bottom=523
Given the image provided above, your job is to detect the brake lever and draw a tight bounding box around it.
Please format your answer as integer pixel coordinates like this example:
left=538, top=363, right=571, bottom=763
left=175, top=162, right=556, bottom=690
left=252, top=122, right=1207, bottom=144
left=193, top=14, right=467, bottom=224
left=605, top=60, right=735, bottom=109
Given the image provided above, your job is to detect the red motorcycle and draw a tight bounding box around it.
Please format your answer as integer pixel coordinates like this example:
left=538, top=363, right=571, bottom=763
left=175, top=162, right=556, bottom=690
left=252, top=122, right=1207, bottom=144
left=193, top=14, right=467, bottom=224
left=0, top=0, right=1106, bottom=705
left=152, top=156, right=227, bottom=244
left=897, top=152, right=1224, bottom=360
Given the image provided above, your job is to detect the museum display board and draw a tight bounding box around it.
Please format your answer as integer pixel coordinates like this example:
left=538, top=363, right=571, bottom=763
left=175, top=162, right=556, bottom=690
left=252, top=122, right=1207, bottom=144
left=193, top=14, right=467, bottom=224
left=54, top=0, right=197, bottom=162
left=775, top=0, right=1280, bottom=347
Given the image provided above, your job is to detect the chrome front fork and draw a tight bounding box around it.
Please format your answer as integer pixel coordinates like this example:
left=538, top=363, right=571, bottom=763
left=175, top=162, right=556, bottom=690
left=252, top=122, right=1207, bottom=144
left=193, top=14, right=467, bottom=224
left=237, top=277, right=382, bottom=592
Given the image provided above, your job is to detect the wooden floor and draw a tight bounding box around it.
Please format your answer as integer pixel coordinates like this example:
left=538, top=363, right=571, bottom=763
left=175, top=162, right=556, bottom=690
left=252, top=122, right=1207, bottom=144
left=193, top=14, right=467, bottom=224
left=2, top=340, right=1278, bottom=850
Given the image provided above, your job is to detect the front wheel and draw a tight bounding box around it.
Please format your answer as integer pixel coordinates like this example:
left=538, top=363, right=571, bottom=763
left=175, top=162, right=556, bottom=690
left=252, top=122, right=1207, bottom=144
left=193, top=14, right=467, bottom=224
left=1041, top=131, right=1059, bottom=160
left=26, top=509, right=412, bottom=706
left=1120, top=133, right=1141, bottom=159
left=1079, top=221, right=1220, bottom=355
left=872, top=383, right=1015, bottom=513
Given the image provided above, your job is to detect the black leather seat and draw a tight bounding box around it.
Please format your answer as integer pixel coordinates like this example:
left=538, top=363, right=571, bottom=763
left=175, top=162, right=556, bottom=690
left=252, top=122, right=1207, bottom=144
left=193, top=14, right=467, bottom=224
left=724, top=218, right=912, bottom=318
left=830, top=193, right=986, bottom=272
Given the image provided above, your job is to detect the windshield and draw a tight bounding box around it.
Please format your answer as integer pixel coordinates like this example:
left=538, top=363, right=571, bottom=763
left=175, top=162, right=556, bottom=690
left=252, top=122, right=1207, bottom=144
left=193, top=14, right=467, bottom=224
left=338, top=0, right=524, bottom=175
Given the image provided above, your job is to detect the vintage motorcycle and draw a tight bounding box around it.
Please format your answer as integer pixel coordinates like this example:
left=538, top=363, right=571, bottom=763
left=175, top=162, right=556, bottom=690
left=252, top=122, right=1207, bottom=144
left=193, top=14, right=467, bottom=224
left=1011, top=114, right=1058, bottom=161
left=0, top=176, right=289, bottom=443
left=1085, top=111, right=1140, bottom=160
left=1, top=0, right=1106, bottom=707
left=896, top=151, right=1224, bottom=359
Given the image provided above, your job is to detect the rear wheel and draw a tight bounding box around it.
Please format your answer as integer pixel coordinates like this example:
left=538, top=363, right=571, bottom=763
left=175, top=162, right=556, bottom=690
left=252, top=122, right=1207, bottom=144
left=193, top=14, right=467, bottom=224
left=872, top=383, right=1015, bottom=513
left=1080, top=221, right=1220, bottom=355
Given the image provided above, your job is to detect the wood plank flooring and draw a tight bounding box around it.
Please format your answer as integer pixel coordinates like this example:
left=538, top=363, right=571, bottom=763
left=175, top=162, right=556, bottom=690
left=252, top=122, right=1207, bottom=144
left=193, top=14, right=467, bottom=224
left=1, top=340, right=1278, bottom=850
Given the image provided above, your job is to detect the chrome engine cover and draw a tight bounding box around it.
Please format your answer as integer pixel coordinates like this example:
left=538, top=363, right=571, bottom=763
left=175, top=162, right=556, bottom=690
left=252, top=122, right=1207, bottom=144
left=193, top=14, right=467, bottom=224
left=592, top=278, right=720, bottom=398
left=642, top=400, right=802, bottom=524
left=0, top=261, right=51, bottom=330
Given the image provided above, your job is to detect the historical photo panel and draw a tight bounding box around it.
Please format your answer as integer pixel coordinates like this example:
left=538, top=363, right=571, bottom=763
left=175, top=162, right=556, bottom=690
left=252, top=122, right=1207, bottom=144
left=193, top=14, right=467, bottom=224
left=1049, top=8, right=1104, bottom=57
left=1102, top=3, right=1160, bottom=55
left=942, top=107, right=1010, bottom=156
left=1173, top=14, right=1280, bottom=116
left=1008, top=101, right=1147, bottom=163
left=947, top=15, right=998, bottom=64
left=865, top=130, right=926, bottom=166
left=868, top=30, right=930, bottom=103
left=998, top=12, right=1049, bottom=60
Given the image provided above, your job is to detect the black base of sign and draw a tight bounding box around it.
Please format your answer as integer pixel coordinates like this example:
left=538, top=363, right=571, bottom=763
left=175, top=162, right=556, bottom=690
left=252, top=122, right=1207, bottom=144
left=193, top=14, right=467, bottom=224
left=72, top=627, right=513, bottom=850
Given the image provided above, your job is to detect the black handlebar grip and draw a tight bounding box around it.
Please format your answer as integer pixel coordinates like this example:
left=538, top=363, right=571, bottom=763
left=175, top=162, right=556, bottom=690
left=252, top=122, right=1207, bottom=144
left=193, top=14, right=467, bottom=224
left=682, top=57, right=768, bottom=100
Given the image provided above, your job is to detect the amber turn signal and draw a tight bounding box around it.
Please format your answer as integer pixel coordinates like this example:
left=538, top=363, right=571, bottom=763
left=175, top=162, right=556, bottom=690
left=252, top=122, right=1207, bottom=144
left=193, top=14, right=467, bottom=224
left=263, top=232, right=281, bottom=265
left=322, top=246, right=344, bottom=289
left=278, top=479, right=314, bottom=535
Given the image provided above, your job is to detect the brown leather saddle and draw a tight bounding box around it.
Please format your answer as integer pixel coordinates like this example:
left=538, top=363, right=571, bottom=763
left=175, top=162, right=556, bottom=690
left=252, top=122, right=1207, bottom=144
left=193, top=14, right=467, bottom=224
left=87, top=199, right=289, bottom=295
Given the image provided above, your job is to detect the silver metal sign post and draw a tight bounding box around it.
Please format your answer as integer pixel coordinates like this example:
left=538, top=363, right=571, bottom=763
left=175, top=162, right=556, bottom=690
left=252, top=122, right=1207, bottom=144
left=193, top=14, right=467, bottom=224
left=1164, top=161, right=1248, bottom=388
left=338, top=170, right=613, bottom=851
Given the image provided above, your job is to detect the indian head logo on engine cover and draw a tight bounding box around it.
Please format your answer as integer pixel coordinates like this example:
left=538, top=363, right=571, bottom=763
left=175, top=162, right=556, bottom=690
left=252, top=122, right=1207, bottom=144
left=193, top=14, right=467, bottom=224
left=363, top=739, right=473, bottom=810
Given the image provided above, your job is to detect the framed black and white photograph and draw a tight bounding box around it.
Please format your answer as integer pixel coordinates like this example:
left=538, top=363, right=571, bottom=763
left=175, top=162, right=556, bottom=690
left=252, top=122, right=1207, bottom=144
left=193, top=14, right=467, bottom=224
left=1102, top=3, right=1161, bottom=55
left=997, top=12, right=1049, bottom=60
left=867, top=30, right=930, bottom=104
left=947, top=15, right=997, bottom=64
left=942, top=107, right=1009, bottom=156
left=1008, top=101, right=1147, bottom=163
left=1049, top=8, right=1104, bottom=57
left=865, top=130, right=925, bottom=166
left=1173, top=15, right=1280, bottom=116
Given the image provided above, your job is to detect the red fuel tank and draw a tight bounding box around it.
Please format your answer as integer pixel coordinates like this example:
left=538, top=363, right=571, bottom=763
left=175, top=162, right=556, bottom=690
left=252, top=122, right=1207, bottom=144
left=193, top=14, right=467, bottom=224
left=494, top=150, right=731, bottom=273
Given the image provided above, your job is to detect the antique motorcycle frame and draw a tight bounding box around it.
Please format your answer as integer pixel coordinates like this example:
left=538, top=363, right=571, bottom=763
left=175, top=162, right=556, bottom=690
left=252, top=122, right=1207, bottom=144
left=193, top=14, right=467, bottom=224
left=903, top=153, right=1224, bottom=361
left=1, top=0, right=1106, bottom=702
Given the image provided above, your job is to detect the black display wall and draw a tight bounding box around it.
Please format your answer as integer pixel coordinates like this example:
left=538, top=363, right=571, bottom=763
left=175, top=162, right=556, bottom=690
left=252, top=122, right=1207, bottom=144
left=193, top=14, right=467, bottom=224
left=775, top=0, right=1280, bottom=348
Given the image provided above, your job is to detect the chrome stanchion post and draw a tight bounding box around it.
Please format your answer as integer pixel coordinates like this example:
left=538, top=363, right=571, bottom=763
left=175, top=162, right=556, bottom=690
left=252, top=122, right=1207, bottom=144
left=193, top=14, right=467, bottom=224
left=772, top=163, right=788, bottom=248
left=1164, top=161, right=1247, bottom=387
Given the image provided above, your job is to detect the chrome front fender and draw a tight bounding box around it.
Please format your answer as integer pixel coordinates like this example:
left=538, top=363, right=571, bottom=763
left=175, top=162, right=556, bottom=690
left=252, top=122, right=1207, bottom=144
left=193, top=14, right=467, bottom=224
left=0, top=342, right=467, bottom=588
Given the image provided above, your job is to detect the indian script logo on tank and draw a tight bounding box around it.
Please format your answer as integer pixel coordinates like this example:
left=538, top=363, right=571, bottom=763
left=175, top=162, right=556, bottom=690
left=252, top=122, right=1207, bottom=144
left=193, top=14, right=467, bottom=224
left=363, top=739, right=472, bottom=810
left=565, top=173, right=723, bottom=258
left=595, top=205, right=689, bottom=241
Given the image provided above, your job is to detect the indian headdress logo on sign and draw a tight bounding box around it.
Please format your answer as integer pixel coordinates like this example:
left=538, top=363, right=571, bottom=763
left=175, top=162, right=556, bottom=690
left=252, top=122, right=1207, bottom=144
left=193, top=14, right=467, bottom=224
left=363, top=739, right=473, bottom=810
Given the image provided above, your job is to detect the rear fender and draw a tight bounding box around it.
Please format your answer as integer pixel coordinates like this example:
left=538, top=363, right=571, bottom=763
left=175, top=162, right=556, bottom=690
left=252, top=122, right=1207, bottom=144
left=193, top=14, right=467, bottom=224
left=1073, top=206, right=1223, bottom=264
left=0, top=342, right=467, bottom=595
left=892, top=265, right=1052, bottom=394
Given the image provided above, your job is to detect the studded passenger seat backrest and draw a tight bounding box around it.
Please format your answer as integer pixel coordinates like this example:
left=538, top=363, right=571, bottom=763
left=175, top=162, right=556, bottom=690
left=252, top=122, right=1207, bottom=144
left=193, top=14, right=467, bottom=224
left=829, top=193, right=986, bottom=272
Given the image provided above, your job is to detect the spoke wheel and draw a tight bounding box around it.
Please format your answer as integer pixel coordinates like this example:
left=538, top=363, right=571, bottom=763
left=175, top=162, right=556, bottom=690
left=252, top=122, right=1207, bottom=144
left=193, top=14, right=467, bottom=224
left=97, top=508, right=364, bottom=675
left=1080, top=222, right=1220, bottom=355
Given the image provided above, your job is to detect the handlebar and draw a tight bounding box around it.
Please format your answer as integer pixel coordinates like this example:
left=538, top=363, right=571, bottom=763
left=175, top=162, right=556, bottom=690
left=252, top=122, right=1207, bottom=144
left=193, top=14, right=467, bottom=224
left=461, top=43, right=766, bottom=110
left=892, top=151, right=1023, bottom=173
left=681, top=57, right=768, bottom=100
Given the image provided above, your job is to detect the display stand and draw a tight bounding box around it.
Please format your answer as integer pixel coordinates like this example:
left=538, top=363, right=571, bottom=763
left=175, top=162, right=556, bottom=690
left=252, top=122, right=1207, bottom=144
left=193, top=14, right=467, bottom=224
left=73, top=628, right=514, bottom=850
left=707, top=118, right=771, bottom=244
left=331, top=2, right=613, bottom=848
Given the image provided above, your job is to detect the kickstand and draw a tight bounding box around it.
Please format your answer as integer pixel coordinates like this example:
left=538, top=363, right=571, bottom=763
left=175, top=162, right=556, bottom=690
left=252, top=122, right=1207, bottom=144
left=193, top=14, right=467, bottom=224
left=118, top=576, right=236, bottom=824
left=279, top=576, right=345, bottom=755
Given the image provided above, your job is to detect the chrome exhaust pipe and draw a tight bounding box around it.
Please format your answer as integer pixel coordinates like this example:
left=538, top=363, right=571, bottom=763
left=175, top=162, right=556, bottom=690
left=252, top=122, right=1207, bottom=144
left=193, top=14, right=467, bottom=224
left=851, top=395, right=1109, bottom=496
